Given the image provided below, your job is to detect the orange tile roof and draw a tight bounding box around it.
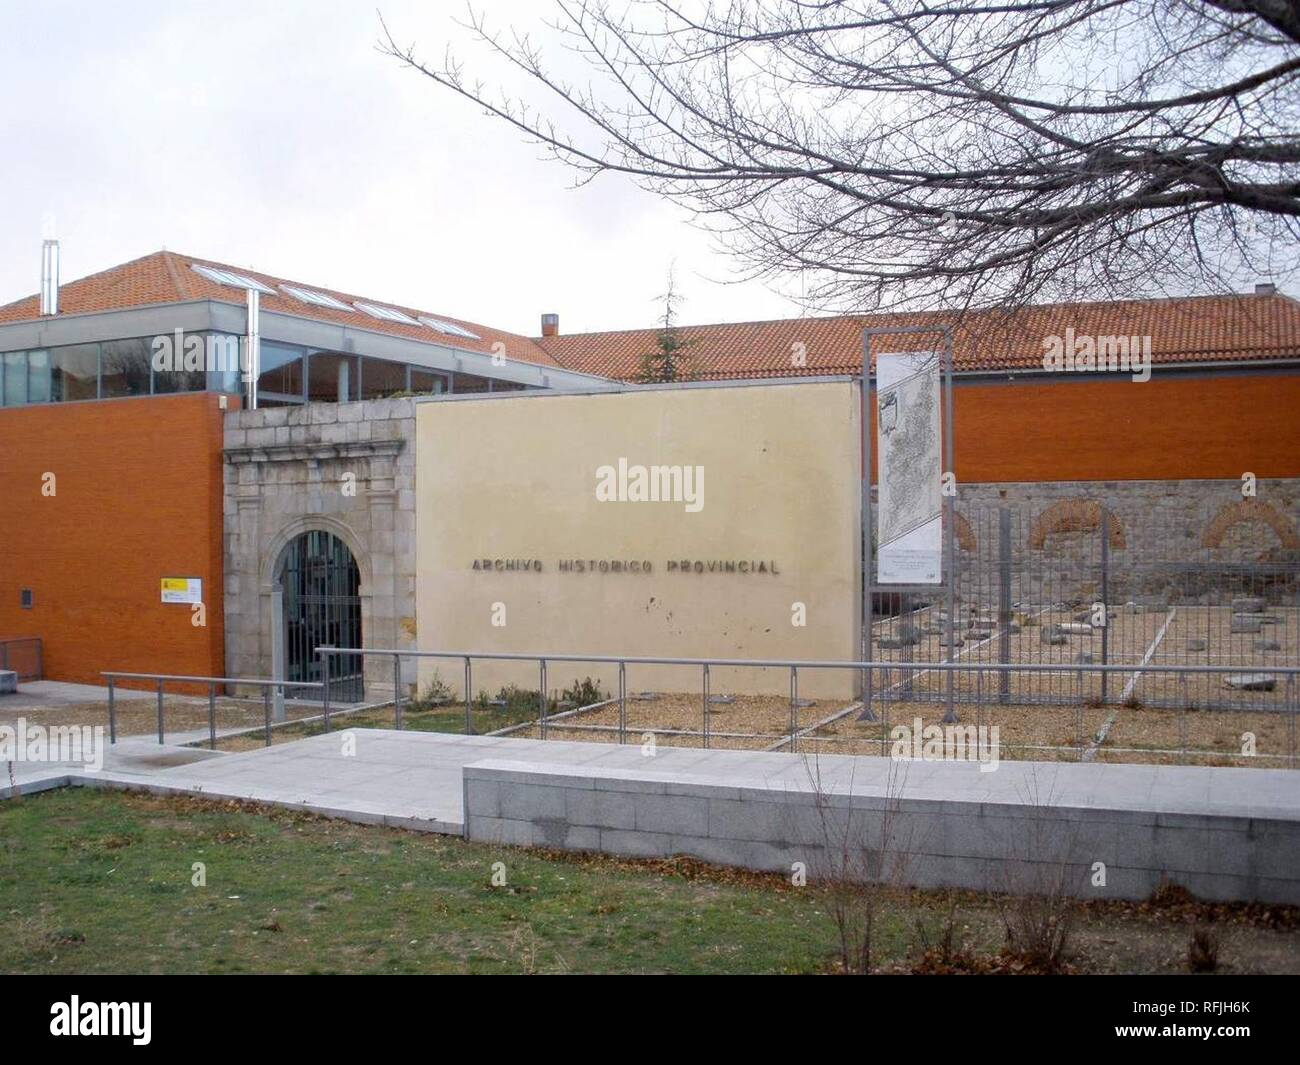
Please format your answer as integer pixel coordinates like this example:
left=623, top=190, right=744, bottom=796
left=0, top=250, right=561, bottom=370
left=4, top=250, right=1296, bottom=381
left=536, top=295, right=1300, bottom=379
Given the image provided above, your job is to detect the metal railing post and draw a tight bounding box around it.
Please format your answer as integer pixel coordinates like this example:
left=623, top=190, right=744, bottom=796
left=618, top=661, right=627, bottom=745
left=539, top=658, right=548, bottom=740
left=156, top=679, right=165, bottom=745
left=702, top=663, right=711, bottom=749
left=998, top=507, right=1012, bottom=703
left=1178, top=673, right=1189, bottom=762
left=464, top=657, right=473, bottom=735
left=321, top=650, right=332, bottom=733
left=107, top=677, right=116, bottom=745
left=263, top=686, right=272, bottom=747
left=789, top=666, right=798, bottom=753
left=208, top=682, right=217, bottom=750
left=394, top=654, right=403, bottom=731
left=1288, top=674, right=1296, bottom=769
left=1099, top=507, right=1110, bottom=704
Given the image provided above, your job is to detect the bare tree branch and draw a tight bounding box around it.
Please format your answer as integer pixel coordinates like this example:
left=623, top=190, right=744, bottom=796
left=378, top=0, right=1300, bottom=312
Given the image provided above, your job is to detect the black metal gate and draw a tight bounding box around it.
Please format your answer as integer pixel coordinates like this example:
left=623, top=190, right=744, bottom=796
left=279, top=530, right=363, bottom=703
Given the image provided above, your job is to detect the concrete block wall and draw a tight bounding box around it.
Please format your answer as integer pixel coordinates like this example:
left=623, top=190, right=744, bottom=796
left=463, top=758, right=1300, bottom=904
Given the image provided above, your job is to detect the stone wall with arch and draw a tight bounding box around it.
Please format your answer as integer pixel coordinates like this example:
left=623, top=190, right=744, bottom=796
left=222, top=398, right=418, bottom=695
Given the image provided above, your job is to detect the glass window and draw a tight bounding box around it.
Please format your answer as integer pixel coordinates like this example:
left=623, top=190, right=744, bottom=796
left=307, top=352, right=359, bottom=403
left=99, top=338, right=152, bottom=398
left=3, top=352, right=27, bottom=406
left=50, top=343, right=99, bottom=402
left=361, top=358, right=408, bottom=400
left=151, top=332, right=206, bottom=394
left=257, top=341, right=305, bottom=404
left=410, top=368, right=448, bottom=395
left=451, top=372, right=491, bottom=394
left=203, top=332, right=244, bottom=395
left=27, top=349, right=50, bottom=403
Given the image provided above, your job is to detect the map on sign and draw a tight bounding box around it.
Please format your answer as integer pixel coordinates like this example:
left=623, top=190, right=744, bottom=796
left=876, top=351, right=942, bottom=584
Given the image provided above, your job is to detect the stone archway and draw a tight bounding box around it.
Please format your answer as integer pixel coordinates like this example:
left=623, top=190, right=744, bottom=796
left=1028, top=499, right=1126, bottom=550
left=1202, top=499, right=1300, bottom=556
left=260, top=516, right=372, bottom=708
left=273, top=528, right=364, bottom=702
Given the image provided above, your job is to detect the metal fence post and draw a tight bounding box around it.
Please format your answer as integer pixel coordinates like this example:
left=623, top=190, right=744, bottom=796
left=702, top=663, right=711, bottom=749
left=900, top=593, right=914, bottom=697
left=208, top=682, right=217, bottom=750
left=1178, top=673, right=1189, bottom=762
left=1288, top=674, right=1296, bottom=769
left=539, top=658, right=548, bottom=740
left=998, top=507, right=1012, bottom=703
left=263, top=686, right=272, bottom=747
left=393, top=654, right=403, bottom=731
left=156, top=679, right=165, bottom=745
left=618, top=661, right=627, bottom=745
left=108, top=677, right=116, bottom=745
left=789, top=666, right=799, bottom=753
left=1099, top=507, right=1110, bottom=704
left=321, top=650, right=332, bottom=733
left=464, top=656, right=473, bottom=735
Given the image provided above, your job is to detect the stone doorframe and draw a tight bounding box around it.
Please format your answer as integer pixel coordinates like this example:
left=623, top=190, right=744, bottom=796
left=224, top=419, right=414, bottom=706
left=262, top=515, right=372, bottom=715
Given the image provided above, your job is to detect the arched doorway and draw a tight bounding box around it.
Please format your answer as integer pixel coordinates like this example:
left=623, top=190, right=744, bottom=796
left=276, top=529, right=364, bottom=702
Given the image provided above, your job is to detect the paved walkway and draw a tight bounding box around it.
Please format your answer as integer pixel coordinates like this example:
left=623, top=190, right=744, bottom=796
left=0, top=680, right=157, bottom=710
left=6, top=729, right=1299, bottom=836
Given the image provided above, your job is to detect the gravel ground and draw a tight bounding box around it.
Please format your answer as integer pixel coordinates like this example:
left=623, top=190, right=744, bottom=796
left=511, top=688, right=1296, bottom=767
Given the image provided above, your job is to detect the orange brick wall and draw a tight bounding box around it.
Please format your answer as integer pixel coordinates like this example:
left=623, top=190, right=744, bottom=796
left=865, top=371, right=1300, bottom=483
left=0, top=392, right=229, bottom=689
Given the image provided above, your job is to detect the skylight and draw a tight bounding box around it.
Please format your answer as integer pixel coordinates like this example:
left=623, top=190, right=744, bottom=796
left=353, top=300, right=420, bottom=325
left=419, top=316, right=481, bottom=340
left=191, top=263, right=275, bottom=295
left=280, top=284, right=353, bottom=312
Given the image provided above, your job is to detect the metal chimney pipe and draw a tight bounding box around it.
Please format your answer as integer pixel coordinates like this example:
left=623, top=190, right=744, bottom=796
left=40, top=239, right=60, bottom=315
left=246, top=288, right=261, bottom=410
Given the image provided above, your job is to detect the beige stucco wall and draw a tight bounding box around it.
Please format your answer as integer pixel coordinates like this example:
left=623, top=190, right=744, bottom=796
left=415, top=381, right=861, bottom=700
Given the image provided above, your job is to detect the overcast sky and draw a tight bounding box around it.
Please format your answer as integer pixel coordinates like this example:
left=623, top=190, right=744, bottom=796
left=0, top=0, right=804, bottom=337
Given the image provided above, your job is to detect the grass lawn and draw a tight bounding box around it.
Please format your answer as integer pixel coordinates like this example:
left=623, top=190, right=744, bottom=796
left=1, top=788, right=1297, bottom=975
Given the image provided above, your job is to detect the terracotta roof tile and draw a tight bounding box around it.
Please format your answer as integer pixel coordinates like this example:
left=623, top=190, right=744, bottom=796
left=536, top=295, right=1300, bottom=379
left=0, top=250, right=561, bottom=370
left=5, top=250, right=1295, bottom=381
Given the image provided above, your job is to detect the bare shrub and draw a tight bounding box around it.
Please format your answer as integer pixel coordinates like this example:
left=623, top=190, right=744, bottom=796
left=801, top=756, right=915, bottom=974
left=994, top=772, right=1080, bottom=973
left=1188, top=926, right=1221, bottom=973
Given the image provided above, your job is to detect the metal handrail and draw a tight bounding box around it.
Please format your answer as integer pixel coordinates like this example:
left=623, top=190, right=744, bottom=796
left=314, top=648, right=1300, bottom=676
left=314, top=646, right=1299, bottom=763
left=102, top=672, right=318, bottom=686
left=101, top=671, right=318, bottom=749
